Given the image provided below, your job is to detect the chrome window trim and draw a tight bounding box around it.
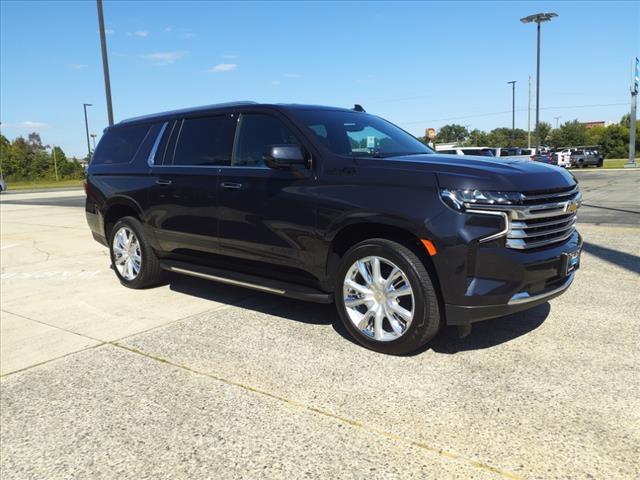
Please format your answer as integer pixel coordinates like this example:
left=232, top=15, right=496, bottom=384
left=147, top=122, right=169, bottom=167
left=147, top=164, right=270, bottom=170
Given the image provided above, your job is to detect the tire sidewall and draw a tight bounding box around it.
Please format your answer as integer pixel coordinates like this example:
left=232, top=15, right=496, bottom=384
left=109, top=217, right=149, bottom=288
left=335, top=241, right=436, bottom=355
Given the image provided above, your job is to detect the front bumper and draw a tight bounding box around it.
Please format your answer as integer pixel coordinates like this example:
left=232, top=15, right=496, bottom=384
left=445, top=271, right=575, bottom=325
left=443, top=231, right=582, bottom=325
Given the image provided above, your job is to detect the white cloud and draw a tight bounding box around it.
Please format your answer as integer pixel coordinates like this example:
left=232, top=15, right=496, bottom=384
left=69, top=63, right=88, bottom=70
left=134, top=30, right=148, bottom=37
left=284, top=73, right=301, bottom=78
left=223, top=54, right=239, bottom=59
left=271, top=80, right=281, bottom=86
left=140, top=51, right=188, bottom=65
left=20, top=121, right=49, bottom=129
left=208, top=63, right=237, bottom=73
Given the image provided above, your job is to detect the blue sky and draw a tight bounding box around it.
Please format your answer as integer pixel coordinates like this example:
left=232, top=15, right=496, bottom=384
left=1, top=1, right=638, bottom=157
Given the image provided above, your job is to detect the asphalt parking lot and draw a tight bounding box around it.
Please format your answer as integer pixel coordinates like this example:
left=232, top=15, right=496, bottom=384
left=1, top=169, right=639, bottom=479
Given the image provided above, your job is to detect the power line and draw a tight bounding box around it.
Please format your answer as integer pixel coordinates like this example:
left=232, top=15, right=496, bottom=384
left=398, top=102, right=627, bottom=126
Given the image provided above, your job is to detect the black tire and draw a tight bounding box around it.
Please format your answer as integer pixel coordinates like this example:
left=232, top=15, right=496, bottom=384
left=109, top=216, right=164, bottom=288
left=334, top=239, right=441, bottom=355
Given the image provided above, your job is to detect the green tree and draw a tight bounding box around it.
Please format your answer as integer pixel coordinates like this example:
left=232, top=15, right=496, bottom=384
left=535, top=121, right=552, bottom=145
left=435, top=124, right=469, bottom=144
left=466, top=129, right=489, bottom=146
left=546, top=120, right=588, bottom=148
left=0, top=132, right=85, bottom=181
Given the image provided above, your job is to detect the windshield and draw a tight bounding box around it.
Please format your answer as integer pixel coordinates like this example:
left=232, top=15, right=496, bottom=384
left=292, top=109, right=433, bottom=158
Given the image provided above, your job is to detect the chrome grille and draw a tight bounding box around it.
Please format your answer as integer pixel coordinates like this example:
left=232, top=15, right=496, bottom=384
left=506, top=185, right=581, bottom=249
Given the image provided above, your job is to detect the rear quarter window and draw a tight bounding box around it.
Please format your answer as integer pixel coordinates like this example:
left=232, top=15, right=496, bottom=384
left=92, top=124, right=151, bottom=165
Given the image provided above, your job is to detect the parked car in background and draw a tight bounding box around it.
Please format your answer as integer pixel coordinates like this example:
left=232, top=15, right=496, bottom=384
left=533, top=152, right=557, bottom=166
left=570, top=149, right=603, bottom=168
left=553, top=149, right=574, bottom=168
left=0, top=175, right=7, bottom=193
left=434, top=146, right=495, bottom=157
left=489, top=147, right=534, bottom=162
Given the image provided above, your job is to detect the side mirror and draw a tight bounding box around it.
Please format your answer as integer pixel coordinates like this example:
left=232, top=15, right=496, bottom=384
left=263, top=144, right=306, bottom=170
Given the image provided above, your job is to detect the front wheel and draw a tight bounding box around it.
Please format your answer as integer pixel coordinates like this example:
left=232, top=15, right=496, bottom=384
left=335, top=239, right=441, bottom=355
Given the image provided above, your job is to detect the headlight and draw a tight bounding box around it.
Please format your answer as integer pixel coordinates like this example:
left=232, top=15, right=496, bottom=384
left=440, top=188, right=523, bottom=211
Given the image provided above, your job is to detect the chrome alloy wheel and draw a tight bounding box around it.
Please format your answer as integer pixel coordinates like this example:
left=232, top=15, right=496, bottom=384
left=343, top=256, right=415, bottom=342
left=112, top=227, right=141, bottom=281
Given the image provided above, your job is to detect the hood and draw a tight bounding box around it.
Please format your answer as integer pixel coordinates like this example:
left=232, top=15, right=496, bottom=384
left=373, top=153, right=577, bottom=192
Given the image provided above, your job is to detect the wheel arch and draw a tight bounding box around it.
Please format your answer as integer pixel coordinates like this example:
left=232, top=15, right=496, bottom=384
left=325, top=221, right=443, bottom=307
left=103, top=197, right=145, bottom=240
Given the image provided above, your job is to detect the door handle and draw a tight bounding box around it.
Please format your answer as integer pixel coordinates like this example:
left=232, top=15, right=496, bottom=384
left=221, top=182, right=243, bottom=190
left=155, top=179, right=172, bottom=185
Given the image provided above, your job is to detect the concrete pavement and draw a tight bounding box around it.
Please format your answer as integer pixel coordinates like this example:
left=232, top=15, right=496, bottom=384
left=571, top=168, right=640, bottom=226
left=1, top=173, right=639, bottom=479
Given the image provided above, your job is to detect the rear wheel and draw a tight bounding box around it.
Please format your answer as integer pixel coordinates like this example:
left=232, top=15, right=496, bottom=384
left=335, top=239, right=441, bottom=355
left=109, top=216, right=164, bottom=288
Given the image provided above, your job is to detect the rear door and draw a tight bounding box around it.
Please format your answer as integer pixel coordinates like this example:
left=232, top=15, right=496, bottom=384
left=216, top=109, right=318, bottom=274
left=147, top=112, right=237, bottom=259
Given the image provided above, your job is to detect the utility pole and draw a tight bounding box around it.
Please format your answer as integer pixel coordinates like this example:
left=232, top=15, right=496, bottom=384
left=554, top=116, right=561, bottom=128
left=52, top=146, right=59, bottom=182
left=83, top=103, right=92, bottom=159
left=625, top=57, right=638, bottom=168
left=528, top=75, right=531, bottom=148
left=97, top=0, right=114, bottom=126
left=508, top=81, right=516, bottom=144
left=521, top=12, right=558, bottom=150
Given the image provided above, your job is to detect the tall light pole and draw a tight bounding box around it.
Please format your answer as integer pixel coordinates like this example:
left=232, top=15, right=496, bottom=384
left=521, top=12, right=558, bottom=150
left=553, top=116, right=561, bottom=128
left=626, top=57, right=638, bottom=168
left=97, top=0, right=114, bottom=126
left=527, top=75, right=532, bottom=148
left=508, top=81, right=516, bottom=144
left=83, top=103, right=92, bottom=159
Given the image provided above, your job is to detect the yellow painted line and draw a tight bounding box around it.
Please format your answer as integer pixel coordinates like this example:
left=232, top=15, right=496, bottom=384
left=113, top=342, right=524, bottom=480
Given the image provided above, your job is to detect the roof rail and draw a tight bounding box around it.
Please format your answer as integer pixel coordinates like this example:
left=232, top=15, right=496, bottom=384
left=119, top=101, right=258, bottom=124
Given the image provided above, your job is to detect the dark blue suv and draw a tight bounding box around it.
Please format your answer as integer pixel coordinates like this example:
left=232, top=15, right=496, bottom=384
left=85, top=102, right=582, bottom=354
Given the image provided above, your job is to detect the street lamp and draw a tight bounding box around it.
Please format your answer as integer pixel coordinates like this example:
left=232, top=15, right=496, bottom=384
left=97, top=0, right=114, bottom=126
left=507, top=81, right=516, bottom=144
left=83, top=103, right=92, bottom=159
left=521, top=12, right=558, bottom=150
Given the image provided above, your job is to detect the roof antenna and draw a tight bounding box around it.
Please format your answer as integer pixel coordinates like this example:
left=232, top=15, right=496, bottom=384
left=353, top=104, right=366, bottom=112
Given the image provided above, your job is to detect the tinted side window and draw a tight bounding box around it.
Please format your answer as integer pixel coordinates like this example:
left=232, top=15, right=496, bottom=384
left=233, top=114, right=299, bottom=167
left=173, top=115, right=236, bottom=166
left=92, top=124, right=151, bottom=165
